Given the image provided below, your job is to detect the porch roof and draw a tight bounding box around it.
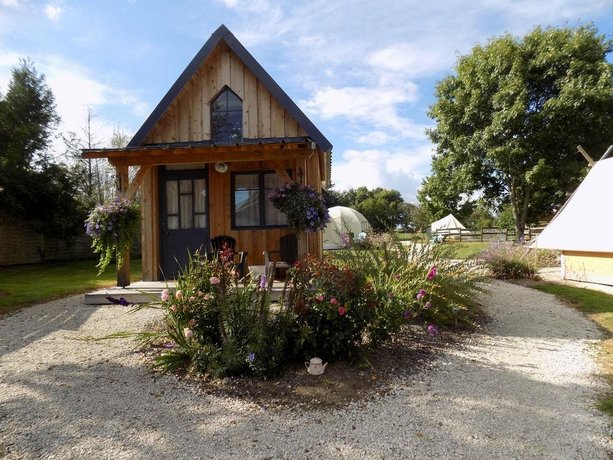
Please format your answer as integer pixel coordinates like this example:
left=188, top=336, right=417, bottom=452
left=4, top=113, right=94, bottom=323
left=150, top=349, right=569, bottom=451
left=82, top=138, right=317, bottom=167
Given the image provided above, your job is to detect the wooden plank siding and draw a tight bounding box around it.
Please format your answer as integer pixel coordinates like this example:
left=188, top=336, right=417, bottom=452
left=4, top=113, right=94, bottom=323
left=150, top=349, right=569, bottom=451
left=143, top=43, right=303, bottom=143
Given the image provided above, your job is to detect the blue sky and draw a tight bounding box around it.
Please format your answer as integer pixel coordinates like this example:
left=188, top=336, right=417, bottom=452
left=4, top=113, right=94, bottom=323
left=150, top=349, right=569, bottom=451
left=1, top=0, right=612, bottom=202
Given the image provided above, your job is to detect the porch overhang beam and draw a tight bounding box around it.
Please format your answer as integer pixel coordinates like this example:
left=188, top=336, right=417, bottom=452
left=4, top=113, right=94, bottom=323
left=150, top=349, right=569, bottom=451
left=83, top=142, right=315, bottom=167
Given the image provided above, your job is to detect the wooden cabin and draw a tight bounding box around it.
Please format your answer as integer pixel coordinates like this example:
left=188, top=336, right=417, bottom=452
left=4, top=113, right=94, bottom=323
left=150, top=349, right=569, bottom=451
left=83, top=25, right=332, bottom=284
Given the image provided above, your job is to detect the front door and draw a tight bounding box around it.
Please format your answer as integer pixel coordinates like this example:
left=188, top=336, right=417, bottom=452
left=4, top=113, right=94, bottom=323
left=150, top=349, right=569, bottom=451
left=160, top=168, right=209, bottom=279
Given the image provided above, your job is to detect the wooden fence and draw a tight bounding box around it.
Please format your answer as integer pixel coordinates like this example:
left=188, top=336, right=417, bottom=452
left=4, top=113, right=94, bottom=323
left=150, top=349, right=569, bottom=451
left=433, top=226, right=545, bottom=242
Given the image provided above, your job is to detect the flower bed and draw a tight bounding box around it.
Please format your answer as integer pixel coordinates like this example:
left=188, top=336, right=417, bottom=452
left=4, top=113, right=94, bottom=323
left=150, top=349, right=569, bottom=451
left=119, top=237, right=483, bottom=379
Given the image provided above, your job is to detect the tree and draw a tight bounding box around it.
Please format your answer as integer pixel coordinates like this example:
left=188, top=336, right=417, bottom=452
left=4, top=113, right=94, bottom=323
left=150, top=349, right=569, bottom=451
left=0, top=59, right=58, bottom=171
left=423, top=25, right=613, bottom=237
left=0, top=59, right=86, bottom=239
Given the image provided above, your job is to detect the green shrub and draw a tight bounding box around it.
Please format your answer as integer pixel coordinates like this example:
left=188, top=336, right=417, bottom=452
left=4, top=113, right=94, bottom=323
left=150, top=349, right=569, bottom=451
left=286, top=255, right=377, bottom=361
left=328, top=237, right=484, bottom=339
left=154, top=250, right=294, bottom=378
left=478, top=242, right=541, bottom=279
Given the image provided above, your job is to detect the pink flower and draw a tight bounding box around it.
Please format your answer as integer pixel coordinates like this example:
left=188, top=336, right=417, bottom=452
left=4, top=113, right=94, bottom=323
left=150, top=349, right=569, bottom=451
left=427, top=324, right=438, bottom=337
left=197, top=290, right=205, bottom=297
left=189, top=296, right=196, bottom=302
left=427, top=266, right=437, bottom=280
left=188, top=318, right=197, bottom=327
left=403, top=310, right=413, bottom=320
left=315, top=294, right=324, bottom=302
left=175, top=290, right=183, bottom=300
left=203, top=293, right=212, bottom=301
left=424, top=301, right=432, bottom=310
left=338, top=306, right=346, bottom=316
left=184, top=328, right=194, bottom=339
left=161, top=289, right=170, bottom=302
left=169, top=304, right=178, bottom=313
left=330, top=298, right=338, bottom=305
left=416, top=289, right=427, bottom=300
left=210, top=276, right=221, bottom=285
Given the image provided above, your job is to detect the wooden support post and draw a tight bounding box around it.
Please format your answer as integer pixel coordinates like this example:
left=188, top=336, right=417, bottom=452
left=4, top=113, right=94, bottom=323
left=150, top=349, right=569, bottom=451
left=116, top=165, right=130, bottom=287
left=577, top=145, right=595, bottom=166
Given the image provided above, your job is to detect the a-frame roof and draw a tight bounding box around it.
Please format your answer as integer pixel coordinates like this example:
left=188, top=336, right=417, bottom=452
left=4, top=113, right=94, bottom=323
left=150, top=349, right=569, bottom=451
left=128, top=24, right=332, bottom=152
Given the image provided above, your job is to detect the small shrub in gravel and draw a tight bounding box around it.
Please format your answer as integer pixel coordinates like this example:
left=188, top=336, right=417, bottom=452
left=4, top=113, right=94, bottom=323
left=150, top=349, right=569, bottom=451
left=477, top=242, right=548, bottom=279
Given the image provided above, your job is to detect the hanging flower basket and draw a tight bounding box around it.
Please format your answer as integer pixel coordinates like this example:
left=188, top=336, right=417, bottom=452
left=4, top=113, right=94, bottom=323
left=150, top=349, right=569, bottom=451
left=85, top=198, right=141, bottom=274
left=269, top=182, right=330, bottom=233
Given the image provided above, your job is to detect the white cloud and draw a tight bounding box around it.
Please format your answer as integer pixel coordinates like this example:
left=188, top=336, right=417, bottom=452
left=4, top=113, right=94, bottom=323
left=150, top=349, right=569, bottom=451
left=302, top=78, right=427, bottom=138
left=331, top=145, right=433, bottom=201
left=0, top=0, right=20, bottom=7
left=44, top=4, right=62, bottom=22
left=367, top=43, right=451, bottom=78
left=356, top=131, right=396, bottom=145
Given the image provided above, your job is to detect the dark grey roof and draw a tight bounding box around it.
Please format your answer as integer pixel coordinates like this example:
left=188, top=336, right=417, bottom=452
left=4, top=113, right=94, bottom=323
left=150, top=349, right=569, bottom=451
left=128, top=24, right=332, bottom=152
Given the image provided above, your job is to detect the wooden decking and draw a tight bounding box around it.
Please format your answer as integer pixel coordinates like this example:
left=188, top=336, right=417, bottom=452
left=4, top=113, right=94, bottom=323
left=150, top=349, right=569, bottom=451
left=84, top=280, right=288, bottom=305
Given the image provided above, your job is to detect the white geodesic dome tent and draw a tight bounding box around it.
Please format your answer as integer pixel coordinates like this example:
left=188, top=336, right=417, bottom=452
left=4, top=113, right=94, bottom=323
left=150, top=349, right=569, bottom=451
left=323, top=206, right=371, bottom=249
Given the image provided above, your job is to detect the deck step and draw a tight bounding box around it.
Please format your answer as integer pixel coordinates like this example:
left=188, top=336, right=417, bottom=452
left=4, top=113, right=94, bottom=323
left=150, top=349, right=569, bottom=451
left=84, top=281, right=287, bottom=305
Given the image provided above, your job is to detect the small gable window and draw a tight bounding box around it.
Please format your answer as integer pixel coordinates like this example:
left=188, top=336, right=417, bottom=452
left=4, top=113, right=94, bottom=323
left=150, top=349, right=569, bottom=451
left=211, top=87, right=243, bottom=143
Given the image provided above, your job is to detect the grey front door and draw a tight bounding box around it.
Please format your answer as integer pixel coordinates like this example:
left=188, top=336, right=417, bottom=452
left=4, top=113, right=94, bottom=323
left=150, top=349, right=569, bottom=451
left=160, top=169, right=209, bottom=279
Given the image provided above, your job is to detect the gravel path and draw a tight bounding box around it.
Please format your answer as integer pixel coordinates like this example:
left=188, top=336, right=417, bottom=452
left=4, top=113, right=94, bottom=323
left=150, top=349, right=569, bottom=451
left=1, top=280, right=611, bottom=459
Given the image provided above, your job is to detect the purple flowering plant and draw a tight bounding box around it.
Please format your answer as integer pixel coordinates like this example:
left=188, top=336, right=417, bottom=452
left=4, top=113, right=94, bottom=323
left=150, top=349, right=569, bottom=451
left=85, top=198, right=140, bottom=274
left=269, top=182, right=330, bottom=232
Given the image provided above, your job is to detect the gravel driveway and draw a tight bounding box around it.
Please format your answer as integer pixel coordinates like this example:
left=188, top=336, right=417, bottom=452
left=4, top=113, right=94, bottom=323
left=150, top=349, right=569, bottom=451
left=1, top=280, right=611, bottom=459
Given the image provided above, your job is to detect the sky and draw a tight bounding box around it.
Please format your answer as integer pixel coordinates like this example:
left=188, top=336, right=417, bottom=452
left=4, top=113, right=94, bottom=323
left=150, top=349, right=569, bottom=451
left=1, top=0, right=612, bottom=202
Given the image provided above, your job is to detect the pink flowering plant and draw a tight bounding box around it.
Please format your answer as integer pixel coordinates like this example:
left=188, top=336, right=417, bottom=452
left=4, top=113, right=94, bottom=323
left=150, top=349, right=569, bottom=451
left=85, top=198, right=140, bottom=274
left=269, top=182, right=330, bottom=232
left=286, top=255, right=377, bottom=361
left=149, top=250, right=295, bottom=378
left=328, top=235, right=484, bottom=342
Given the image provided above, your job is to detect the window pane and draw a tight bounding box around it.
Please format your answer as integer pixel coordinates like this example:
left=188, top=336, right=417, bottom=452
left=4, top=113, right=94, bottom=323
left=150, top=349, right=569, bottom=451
left=166, top=181, right=178, bottom=215
left=211, top=88, right=242, bottom=143
left=179, top=179, right=192, bottom=194
left=235, top=174, right=259, bottom=189
left=265, top=200, right=287, bottom=226
left=195, top=214, right=207, bottom=229
left=194, top=179, right=206, bottom=213
left=234, top=190, right=260, bottom=226
left=180, top=195, right=193, bottom=229
left=227, top=112, right=242, bottom=141
left=167, top=216, right=179, bottom=230
left=264, top=173, right=282, bottom=189
left=226, top=91, right=242, bottom=110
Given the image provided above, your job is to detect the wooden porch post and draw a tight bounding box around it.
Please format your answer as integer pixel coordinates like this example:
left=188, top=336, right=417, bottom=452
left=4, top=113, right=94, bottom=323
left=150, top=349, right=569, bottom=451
left=116, top=165, right=130, bottom=287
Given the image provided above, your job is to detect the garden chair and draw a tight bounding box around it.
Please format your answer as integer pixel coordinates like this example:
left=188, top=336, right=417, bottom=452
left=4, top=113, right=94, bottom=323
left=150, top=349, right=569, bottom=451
left=209, top=235, right=248, bottom=279
left=263, top=234, right=298, bottom=280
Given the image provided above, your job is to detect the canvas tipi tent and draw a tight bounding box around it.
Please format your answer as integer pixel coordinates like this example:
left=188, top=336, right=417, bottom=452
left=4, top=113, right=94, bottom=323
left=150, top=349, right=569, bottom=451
left=533, top=153, right=613, bottom=285
left=323, top=207, right=371, bottom=249
left=430, top=214, right=466, bottom=235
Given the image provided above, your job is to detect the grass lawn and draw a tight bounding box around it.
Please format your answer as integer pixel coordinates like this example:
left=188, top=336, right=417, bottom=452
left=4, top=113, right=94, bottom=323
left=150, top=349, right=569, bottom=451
left=445, top=242, right=489, bottom=259
left=531, top=282, right=613, bottom=416
left=0, top=259, right=142, bottom=316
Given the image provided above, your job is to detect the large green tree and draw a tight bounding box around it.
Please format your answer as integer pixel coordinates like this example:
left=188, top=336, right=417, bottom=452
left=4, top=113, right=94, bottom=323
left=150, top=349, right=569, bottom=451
left=421, top=25, right=613, bottom=236
left=0, top=59, right=86, bottom=238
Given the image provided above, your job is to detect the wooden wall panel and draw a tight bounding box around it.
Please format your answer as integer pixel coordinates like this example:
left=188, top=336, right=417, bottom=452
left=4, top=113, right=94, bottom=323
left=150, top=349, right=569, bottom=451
left=143, top=44, right=314, bottom=147
left=243, top=69, right=258, bottom=138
